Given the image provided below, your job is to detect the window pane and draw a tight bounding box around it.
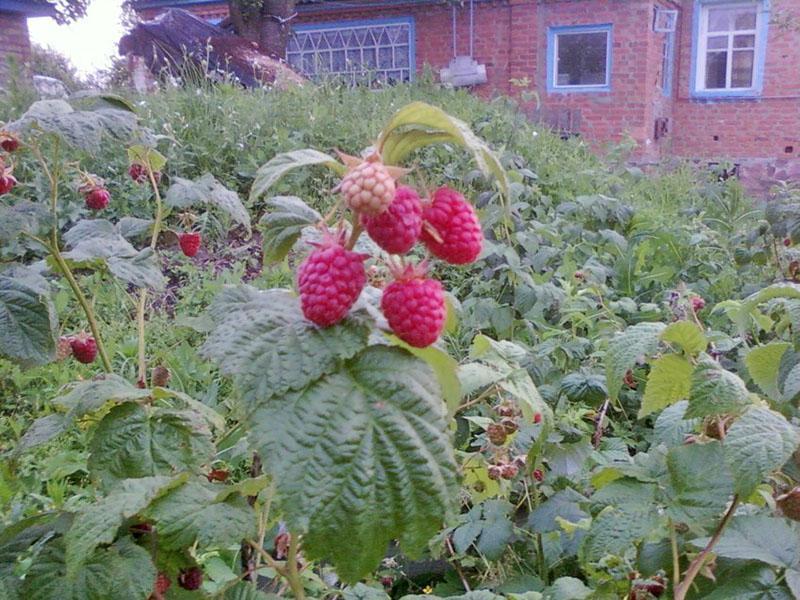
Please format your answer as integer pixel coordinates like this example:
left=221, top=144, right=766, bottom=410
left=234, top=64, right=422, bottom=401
left=705, top=51, right=728, bottom=88
left=734, top=10, right=757, bottom=30
left=732, top=50, right=754, bottom=87
left=707, top=35, right=727, bottom=49
left=733, top=34, right=755, bottom=48
left=708, top=8, right=733, bottom=31
left=556, top=31, right=608, bottom=86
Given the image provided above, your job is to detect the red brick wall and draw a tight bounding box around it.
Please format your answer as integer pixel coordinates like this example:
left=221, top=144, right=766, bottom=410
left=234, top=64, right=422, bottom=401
left=0, top=11, right=32, bottom=84
left=670, top=0, right=800, bottom=154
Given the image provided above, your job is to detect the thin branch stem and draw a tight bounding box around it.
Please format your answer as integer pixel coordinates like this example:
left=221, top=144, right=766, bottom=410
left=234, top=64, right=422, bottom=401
left=669, top=520, right=680, bottom=592
left=445, top=536, right=471, bottom=592
left=673, top=496, right=739, bottom=600
left=286, top=533, right=305, bottom=600
left=592, top=397, right=611, bottom=449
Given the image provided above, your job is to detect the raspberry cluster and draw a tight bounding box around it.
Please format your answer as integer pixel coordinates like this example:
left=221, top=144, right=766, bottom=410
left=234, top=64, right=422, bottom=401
left=0, top=156, right=16, bottom=196
left=484, top=403, right=545, bottom=482
left=296, top=155, right=484, bottom=349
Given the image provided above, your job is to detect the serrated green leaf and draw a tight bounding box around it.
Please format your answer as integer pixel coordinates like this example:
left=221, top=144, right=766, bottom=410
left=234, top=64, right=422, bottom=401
left=693, top=515, right=800, bottom=569
left=64, top=476, right=181, bottom=576
left=258, top=196, right=322, bottom=263
left=744, top=282, right=800, bottom=310
left=665, top=442, right=733, bottom=530
left=0, top=201, right=50, bottom=244
left=542, top=577, right=592, bottom=600
left=724, top=407, right=800, bottom=497
left=606, top=322, right=666, bottom=400
left=661, top=321, right=707, bottom=355
left=779, top=352, right=800, bottom=403
left=343, top=583, right=391, bottom=600
left=53, top=374, right=151, bottom=417
left=107, top=248, right=166, bottom=290
left=117, top=216, right=153, bottom=240
left=685, top=358, right=753, bottom=419
left=165, top=174, right=250, bottom=232
left=249, top=345, right=457, bottom=582
left=699, top=563, right=794, bottom=599
left=746, top=343, right=791, bottom=399
left=201, top=286, right=369, bottom=407
left=559, top=372, right=607, bottom=405
left=653, top=400, right=700, bottom=447
left=0, top=270, right=57, bottom=367
left=0, top=512, right=71, bottom=578
left=146, top=480, right=256, bottom=550
left=151, top=387, right=225, bottom=432
left=88, top=403, right=214, bottom=488
left=224, top=582, right=282, bottom=600
left=452, top=500, right=514, bottom=560
left=12, top=414, right=67, bottom=456
left=639, top=354, right=693, bottom=418
left=128, top=145, right=167, bottom=172
left=21, top=538, right=155, bottom=600
left=8, top=100, right=140, bottom=151
left=580, top=505, right=661, bottom=562
left=377, top=102, right=508, bottom=196
left=786, top=569, right=800, bottom=599
left=249, top=149, right=343, bottom=203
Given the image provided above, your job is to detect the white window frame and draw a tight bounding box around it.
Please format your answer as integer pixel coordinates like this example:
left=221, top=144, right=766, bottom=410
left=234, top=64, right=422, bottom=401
left=695, top=1, right=763, bottom=92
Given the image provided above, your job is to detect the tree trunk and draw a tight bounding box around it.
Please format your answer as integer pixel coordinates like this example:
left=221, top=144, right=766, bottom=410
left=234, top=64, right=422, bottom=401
left=228, top=0, right=296, bottom=59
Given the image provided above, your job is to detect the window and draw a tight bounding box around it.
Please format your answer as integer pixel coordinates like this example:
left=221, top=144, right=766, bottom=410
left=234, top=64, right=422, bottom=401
left=661, top=31, right=675, bottom=95
left=286, top=18, right=414, bottom=85
left=547, top=24, right=612, bottom=93
left=693, top=1, right=768, bottom=96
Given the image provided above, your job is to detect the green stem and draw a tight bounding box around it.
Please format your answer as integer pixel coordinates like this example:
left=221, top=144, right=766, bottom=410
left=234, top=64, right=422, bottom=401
left=674, top=496, right=739, bottom=600
left=286, top=533, right=305, bottom=600
left=50, top=246, right=113, bottom=373
left=669, top=520, right=680, bottom=593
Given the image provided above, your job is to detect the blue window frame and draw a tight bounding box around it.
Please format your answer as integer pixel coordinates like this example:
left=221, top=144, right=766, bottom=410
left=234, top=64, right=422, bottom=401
left=690, top=0, right=770, bottom=99
left=546, top=24, right=613, bottom=93
left=287, top=17, right=415, bottom=85
left=662, top=30, right=676, bottom=96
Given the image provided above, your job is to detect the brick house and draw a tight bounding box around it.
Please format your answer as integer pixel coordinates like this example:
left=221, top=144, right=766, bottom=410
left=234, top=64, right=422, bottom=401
left=134, top=0, right=800, bottom=191
left=0, top=0, right=55, bottom=83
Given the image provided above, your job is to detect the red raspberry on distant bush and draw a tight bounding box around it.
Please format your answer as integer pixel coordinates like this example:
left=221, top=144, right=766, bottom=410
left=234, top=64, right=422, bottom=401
left=297, top=230, right=367, bottom=327
left=532, top=468, right=544, bottom=482
left=85, top=187, right=110, bottom=211
left=154, top=572, right=171, bottom=596
left=420, top=186, right=483, bottom=264
left=179, top=232, right=201, bottom=257
left=500, top=463, right=518, bottom=480
left=533, top=412, right=542, bottom=424
left=487, top=464, right=502, bottom=480
left=691, top=296, right=706, bottom=312
left=178, top=567, right=203, bottom=591
left=129, top=163, right=147, bottom=183
left=0, top=174, right=16, bottom=195
left=486, top=423, right=507, bottom=446
left=1, top=134, right=19, bottom=153
left=380, top=262, right=446, bottom=348
left=785, top=238, right=792, bottom=247
left=69, top=333, right=97, bottom=364
left=360, top=185, right=422, bottom=254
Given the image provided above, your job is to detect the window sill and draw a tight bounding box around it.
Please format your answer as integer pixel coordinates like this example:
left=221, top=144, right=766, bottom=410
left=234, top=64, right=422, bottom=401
left=548, top=86, right=611, bottom=94
left=689, top=89, right=762, bottom=101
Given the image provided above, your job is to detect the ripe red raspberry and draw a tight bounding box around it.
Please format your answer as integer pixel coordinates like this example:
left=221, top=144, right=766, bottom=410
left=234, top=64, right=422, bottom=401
left=85, top=187, right=110, bottom=211
left=1, top=134, right=19, bottom=153
left=533, top=412, right=542, bottom=424
left=691, top=296, right=706, bottom=312
left=206, top=468, right=229, bottom=482
left=179, top=232, right=201, bottom=257
left=297, top=231, right=367, bottom=327
left=784, top=238, right=792, bottom=247
left=532, top=468, right=544, bottom=482
left=178, top=567, right=203, bottom=591
left=420, top=187, right=482, bottom=264
left=340, top=157, right=397, bottom=216
left=500, top=463, right=518, bottom=480
left=380, top=263, right=446, bottom=348
left=154, top=572, right=171, bottom=596
left=487, top=464, right=502, bottom=480
left=360, top=185, right=422, bottom=254
left=0, top=174, right=16, bottom=195
left=69, top=333, right=97, bottom=364
left=129, top=163, right=147, bottom=183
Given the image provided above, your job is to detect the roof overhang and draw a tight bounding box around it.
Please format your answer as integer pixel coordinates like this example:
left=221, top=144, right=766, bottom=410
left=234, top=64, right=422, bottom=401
left=0, top=0, right=57, bottom=16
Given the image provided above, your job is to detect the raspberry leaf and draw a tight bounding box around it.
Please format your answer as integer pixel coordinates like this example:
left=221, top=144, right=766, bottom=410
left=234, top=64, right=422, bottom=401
left=250, top=149, right=344, bottom=203
left=639, top=354, right=693, bottom=418
left=0, top=200, right=50, bottom=245
left=223, top=582, right=283, bottom=600
left=88, top=403, right=214, bottom=489
left=605, top=322, right=666, bottom=401
left=684, top=358, right=754, bottom=419
left=451, top=499, right=514, bottom=560
left=660, top=320, right=707, bottom=356
left=0, top=268, right=58, bottom=367
left=202, top=286, right=369, bottom=406
left=745, top=342, right=791, bottom=399
left=64, top=475, right=184, bottom=576
left=723, top=407, right=800, bottom=497
left=248, top=346, right=458, bottom=582
left=145, top=480, right=256, bottom=550
left=22, top=538, right=155, bottom=600
left=165, top=173, right=251, bottom=233
left=259, top=196, right=322, bottom=263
